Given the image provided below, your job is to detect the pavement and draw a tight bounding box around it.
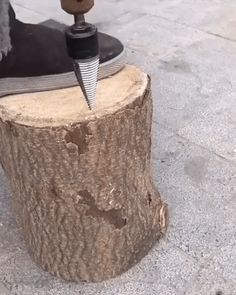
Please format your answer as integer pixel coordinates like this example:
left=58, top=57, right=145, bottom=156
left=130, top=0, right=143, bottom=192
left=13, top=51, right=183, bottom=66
left=0, top=0, right=236, bottom=294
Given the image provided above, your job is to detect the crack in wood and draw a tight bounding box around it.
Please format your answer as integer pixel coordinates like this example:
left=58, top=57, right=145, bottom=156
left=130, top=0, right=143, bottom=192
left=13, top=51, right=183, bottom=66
left=147, top=192, right=152, bottom=206
left=65, top=124, right=91, bottom=155
left=79, top=190, right=126, bottom=229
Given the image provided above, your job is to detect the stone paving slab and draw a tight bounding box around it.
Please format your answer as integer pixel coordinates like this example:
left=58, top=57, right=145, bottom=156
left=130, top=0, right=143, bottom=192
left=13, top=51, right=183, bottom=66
left=11, top=0, right=236, bottom=42
left=11, top=3, right=47, bottom=24
left=179, top=107, right=236, bottom=163
left=186, top=266, right=236, bottom=295
left=109, top=0, right=236, bottom=41
left=152, top=125, right=236, bottom=200
left=0, top=282, right=11, bottom=295
left=127, top=32, right=236, bottom=132
left=105, top=14, right=208, bottom=58
left=1, top=0, right=236, bottom=294
left=164, top=184, right=235, bottom=260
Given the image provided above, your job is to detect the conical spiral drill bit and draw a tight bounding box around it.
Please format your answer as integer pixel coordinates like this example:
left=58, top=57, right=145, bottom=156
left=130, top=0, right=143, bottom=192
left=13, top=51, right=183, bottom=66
left=73, top=57, right=99, bottom=109
left=65, top=15, right=99, bottom=109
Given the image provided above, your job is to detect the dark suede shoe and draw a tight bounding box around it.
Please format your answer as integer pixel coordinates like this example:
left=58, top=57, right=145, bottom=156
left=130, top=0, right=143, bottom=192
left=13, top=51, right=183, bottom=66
left=0, top=5, right=126, bottom=97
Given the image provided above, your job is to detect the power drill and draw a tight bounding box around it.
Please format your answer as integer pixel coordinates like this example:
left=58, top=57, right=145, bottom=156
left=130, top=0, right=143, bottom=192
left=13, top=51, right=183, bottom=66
left=60, top=0, right=99, bottom=109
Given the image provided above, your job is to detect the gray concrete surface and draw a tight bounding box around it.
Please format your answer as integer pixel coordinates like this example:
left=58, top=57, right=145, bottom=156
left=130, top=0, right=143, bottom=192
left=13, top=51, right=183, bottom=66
left=1, top=0, right=236, bottom=294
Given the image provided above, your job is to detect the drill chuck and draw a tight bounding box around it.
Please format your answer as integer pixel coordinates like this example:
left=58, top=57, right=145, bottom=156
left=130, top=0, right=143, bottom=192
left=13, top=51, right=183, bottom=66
left=65, top=23, right=99, bottom=60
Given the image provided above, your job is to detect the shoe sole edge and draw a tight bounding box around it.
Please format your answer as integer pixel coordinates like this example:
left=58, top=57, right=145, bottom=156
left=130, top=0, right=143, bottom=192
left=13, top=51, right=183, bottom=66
left=0, top=50, right=126, bottom=98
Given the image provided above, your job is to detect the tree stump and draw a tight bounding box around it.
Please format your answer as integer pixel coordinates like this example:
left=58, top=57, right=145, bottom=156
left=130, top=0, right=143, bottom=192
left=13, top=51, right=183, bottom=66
left=0, top=65, right=168, bottom=282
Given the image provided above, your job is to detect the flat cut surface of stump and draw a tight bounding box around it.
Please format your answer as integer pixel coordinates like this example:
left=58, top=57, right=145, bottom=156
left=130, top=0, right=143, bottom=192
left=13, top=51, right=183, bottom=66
left=0, top=65, right=167, bottom=282
left=0, top=66, right=148, bottom=127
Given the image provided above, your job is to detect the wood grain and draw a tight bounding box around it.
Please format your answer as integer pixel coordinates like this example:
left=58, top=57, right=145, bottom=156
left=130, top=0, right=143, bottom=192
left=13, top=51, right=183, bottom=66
left=0, top=66, right=168, bottom=282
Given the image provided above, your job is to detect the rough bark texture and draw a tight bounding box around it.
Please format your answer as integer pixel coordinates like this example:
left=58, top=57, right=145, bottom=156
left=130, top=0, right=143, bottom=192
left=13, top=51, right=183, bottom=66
left=0, top=66, right=168, bottom=282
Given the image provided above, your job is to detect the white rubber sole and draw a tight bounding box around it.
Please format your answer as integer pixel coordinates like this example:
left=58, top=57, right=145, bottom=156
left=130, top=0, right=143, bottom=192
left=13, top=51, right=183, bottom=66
left=0, top=50, right=126, bottom=97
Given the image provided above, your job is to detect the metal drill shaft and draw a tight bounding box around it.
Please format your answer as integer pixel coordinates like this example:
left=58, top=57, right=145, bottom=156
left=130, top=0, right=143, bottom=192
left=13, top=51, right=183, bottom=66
left=74, top=14, right=85, bottom=26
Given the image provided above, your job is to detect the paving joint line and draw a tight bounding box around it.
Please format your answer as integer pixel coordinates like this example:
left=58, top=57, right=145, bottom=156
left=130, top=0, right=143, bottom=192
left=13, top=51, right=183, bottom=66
left=145, top=12, right=236, bottom=44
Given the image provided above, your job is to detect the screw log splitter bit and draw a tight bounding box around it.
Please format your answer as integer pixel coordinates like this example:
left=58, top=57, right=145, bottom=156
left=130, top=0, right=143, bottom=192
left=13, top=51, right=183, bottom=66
left=61, top=0, right=99, bottom=109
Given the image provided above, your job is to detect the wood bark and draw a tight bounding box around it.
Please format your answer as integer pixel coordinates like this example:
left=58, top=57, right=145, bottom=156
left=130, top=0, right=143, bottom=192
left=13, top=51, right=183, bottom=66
left=0, top=66, right=168, bottom=282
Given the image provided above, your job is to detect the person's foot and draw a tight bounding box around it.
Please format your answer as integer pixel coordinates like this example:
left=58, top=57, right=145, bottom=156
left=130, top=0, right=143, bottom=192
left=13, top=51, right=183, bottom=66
left=0, top=5, right=126, bottom=97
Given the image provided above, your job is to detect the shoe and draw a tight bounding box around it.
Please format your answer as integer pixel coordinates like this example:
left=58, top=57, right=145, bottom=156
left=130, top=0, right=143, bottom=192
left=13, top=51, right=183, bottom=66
left=0, top=5, right=126, bottom=97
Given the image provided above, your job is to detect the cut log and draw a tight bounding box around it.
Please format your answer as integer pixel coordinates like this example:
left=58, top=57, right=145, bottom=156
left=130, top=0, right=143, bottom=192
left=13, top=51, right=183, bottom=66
left=0, top=65, right=168, bottom=282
